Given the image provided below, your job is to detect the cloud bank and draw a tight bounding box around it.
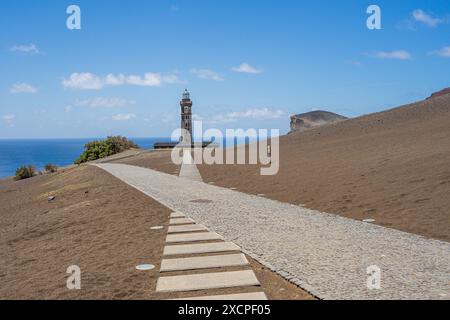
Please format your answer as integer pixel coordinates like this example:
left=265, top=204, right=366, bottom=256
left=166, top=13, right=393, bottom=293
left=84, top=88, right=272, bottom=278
left=412, top=9, right=443, bottom=27
left=112, top=113, right=136, bottom=121
left=373, top=50, right=412, bottom=60
left=431, top=46, right=450, bottom=58
left=232, top=63, right=263, bottom=74
left=10, top=83, right=38, bottom=94
left=74, top=97, right=136, bottom=108
left=10, top=44, right=40, bottom=54
left=209, top=107, right=284, bottom=124
left=191, top=69, right=223, bottom=81
left=62, top=72, right=182, bottom=90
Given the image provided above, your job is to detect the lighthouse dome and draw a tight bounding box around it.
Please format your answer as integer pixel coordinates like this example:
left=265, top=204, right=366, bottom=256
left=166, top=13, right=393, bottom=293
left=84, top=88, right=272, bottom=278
left=182, top=89, right=190, bottom=100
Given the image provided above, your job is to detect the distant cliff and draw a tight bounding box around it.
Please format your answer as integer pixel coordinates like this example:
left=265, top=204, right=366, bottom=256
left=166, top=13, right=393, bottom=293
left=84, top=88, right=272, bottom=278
left=289, top=110, right=348, bottom=134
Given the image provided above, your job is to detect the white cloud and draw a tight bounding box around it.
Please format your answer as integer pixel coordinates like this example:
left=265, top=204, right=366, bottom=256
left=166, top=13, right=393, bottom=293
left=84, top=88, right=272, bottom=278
left=75, top=97, right=136, bottom=108
left=191, top=69, right=223, bottom=81
left=2, top=114, right=16, bottom=125
left=431, top=46, right=450, bottom=57
left=105, top=74, right=126, bottom=86
left=62, top=73, right=104, bottom=90
left=345, top=60, right=362, bottom=67
left=232, top=63, right=263, bottom=74
left=227, top=108, right=284, bottom=119
left=412, top=9, right=443, bottom=27
left=10, top=83, right=38, bottom=94
left=112, top=113, right=136, bottom=121
left=10, top=44, right=39, bottom=54
left=373, top=50, right=412, bottom=60
left=210, top=108, right=284, bottom=123
left=62, top=72, right=181, bottom=90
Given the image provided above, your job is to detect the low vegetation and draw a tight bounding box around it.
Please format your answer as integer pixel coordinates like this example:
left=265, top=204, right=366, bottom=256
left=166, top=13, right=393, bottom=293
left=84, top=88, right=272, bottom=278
left=14, top=165, right=36, bottom=181
left=74, top=136, right=139, bottom=165
left=44, top=164, right=58, bottom=173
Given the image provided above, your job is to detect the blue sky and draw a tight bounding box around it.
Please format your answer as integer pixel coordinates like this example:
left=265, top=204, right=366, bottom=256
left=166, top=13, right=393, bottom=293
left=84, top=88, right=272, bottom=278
left=0, top=0, right=449, bottom=138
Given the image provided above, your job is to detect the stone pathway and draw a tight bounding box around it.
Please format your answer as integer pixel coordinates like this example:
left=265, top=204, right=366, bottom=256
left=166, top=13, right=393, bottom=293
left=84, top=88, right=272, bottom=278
left=164, top=242, right=241, bottom=255
left=156, top=211, right=267, bottom=299
left=96, top=163, right=450, bottom=300
left=160, top=253, right=249, bottom=272
left=168, top=224, right=208, bottom=233
left=179, top=149, right=203, bottom=182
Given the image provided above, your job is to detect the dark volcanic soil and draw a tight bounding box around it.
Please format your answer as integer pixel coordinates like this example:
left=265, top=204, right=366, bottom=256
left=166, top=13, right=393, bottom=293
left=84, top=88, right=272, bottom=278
left=0, top=165, right=171, bottom=299
left=0, top=165, right=313, bottom=299
left=198, top=94, right=450, bottom=242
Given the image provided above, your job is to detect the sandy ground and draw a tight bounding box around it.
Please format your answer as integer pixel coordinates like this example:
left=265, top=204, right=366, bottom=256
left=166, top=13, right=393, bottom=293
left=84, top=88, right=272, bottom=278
left=0, top=165, right=312, bottom=300
left=0, top=165, right=170, bottom=299
left=199, top=94, right=450, bottom=242
left=112, top=150, right=181, bottom=175
left=117, top=94, right=450, bottom=242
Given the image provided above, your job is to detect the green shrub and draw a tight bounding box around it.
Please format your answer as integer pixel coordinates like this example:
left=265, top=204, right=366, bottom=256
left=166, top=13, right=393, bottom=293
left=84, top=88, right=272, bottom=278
left=14, top=165, right=36, bottom=181
left=44, top=164, right=58, bottom=173
left=74, top=136, right=139, bottom=165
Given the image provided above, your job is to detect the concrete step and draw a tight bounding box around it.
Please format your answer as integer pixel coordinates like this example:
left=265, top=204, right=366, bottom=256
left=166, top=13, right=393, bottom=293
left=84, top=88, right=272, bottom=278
left=156, top=270, right=260, bottom=292
left=160, top=253, right=249, bottom=272
left=164, top=242, right=241, bottom=255
left=166, top=232, right=222, bottom=243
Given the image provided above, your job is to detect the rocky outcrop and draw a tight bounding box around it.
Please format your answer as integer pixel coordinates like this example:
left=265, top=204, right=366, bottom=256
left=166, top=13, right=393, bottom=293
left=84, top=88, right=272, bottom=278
left=427, top=88, right=450, bottom=100
left=289, top=110, right=347, bottom=133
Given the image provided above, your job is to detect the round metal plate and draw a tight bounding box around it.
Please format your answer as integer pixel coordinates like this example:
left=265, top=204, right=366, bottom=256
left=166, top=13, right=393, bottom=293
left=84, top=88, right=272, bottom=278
left=136, top=264, right=155, bottom=271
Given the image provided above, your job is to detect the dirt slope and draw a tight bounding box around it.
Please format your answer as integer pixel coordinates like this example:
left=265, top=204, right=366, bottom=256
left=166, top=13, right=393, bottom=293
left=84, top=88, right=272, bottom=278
left=198, top=94, right=450, bottom=242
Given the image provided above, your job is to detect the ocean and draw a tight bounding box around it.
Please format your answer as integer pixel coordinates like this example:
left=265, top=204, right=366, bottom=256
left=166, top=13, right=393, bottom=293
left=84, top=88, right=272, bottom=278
left=0, top=138, right=172, bottom=178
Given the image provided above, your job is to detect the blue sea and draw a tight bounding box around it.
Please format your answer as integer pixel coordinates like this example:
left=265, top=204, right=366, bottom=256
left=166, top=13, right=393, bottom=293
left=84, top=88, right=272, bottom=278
left=0, top=138, right=172, bottom=178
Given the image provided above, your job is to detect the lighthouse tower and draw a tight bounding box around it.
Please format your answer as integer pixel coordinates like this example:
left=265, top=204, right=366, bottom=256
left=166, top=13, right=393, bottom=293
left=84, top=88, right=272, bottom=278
left=180, top=89, right=193, bottom=146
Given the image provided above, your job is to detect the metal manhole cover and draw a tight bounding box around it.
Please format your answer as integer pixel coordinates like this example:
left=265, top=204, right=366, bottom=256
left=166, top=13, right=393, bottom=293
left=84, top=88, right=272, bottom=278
left=189, top=199, right=213, bottom=204
left=136, top=264, right=155, bottom=271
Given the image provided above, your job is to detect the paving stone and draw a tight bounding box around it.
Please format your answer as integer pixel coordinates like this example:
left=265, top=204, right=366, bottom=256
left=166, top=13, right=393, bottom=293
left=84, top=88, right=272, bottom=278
left=156, top=270, right=260, bottom=292
left=169, top=218, right=194, bottom=225
left=179, top=150, right=203, bottom=182
left=160, top=253, right=248, bottom=272
left=166, top=232, right=222, bottom=243
left=171, top=292, right=267, bottom=300
left=168, top=224, right=207, bottom=234
left=170, top=212, right=186, bottom=218
left=164, top=242, right=241, bottom=255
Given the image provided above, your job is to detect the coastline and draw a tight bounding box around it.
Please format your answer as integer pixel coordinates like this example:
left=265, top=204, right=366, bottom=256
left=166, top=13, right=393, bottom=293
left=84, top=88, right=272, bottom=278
left=0, top=137, right=171, bottom=179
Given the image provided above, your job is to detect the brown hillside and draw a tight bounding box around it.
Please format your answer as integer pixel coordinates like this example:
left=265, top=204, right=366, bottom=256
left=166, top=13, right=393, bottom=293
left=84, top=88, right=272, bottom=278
left=197, top=94, right=450, bottom=241
left=428, top=87, right=450, bottom=99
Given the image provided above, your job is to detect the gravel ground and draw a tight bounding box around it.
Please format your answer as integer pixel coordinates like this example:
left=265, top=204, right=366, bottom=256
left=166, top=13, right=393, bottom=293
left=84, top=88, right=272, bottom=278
left=95, top=163, right=450, bottom=300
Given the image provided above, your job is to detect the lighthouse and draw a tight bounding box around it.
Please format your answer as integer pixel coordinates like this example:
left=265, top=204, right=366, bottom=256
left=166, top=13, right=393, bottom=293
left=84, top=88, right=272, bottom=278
left=180, top=89, right=193, bottom=146
left=154, top=89, right=213, bottom=149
